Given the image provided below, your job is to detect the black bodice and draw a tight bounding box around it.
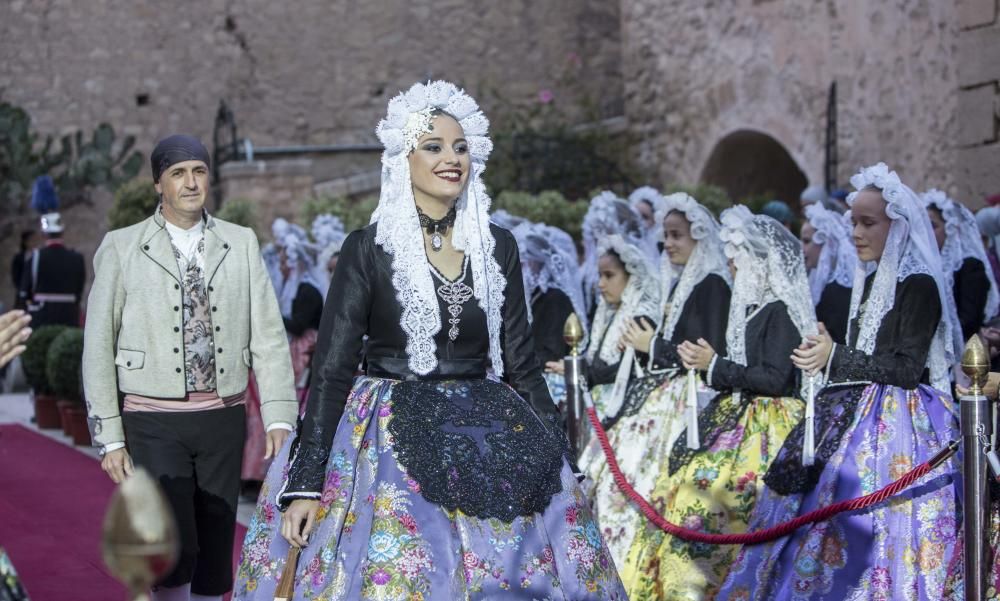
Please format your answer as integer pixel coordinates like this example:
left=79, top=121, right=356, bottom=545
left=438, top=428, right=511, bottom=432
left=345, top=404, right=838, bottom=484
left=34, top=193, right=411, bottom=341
left=650, top=273, right=731, bottom=371
left=282, top=224, right=557, bottom=499
left=816, top=282, right=852, bottom=346
left=708, top=300, right=801, bottom=399
left=829, top=273, right=941, bottom=389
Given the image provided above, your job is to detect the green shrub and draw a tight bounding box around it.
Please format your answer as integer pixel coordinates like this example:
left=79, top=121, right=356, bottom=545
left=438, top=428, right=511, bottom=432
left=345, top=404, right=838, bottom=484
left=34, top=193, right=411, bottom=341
left=492, top=190, right=588, bottom=241
left=21, top=325, right=69, bottom=394
left=216, top=198, right=260, bottom=239
left=299, top=195, right=378, bottom=234
left=107, top=179, right=158, bottom=230
left=46, top=328, right=85, bottom=404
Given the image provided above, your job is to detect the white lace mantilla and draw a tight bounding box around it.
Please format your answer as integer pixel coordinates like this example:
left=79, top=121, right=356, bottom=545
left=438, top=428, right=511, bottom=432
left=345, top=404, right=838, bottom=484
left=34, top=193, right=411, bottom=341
left=846, top=163, right=959, bottom=391
left=921, top=188, right=1000, bottom=328
left=805, top=203, right=857, bottom=305
left=719, top=205, right=820, bottom=400
left=372, top=81, right=505, bottom=376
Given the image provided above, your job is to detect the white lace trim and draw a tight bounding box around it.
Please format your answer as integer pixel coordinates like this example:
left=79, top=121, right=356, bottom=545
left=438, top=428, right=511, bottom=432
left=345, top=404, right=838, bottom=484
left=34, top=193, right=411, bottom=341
left=372, top=81, right=505, bottom=376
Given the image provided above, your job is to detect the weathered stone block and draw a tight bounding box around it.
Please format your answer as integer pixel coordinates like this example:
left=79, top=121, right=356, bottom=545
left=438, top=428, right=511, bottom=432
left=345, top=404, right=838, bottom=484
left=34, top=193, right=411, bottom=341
left=958, top=84, right=998, bottom=146
left=958, top=24, right=1000, bottom=86
left=958, top=0, right=997, bottom=29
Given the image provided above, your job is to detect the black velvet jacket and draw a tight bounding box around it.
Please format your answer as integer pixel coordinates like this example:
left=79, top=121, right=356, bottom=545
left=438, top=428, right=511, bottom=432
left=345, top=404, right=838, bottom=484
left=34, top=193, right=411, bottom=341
left=707, top=300, right=800, bottom=398
left=816, top=282, right=852, bottom=346
left=530, top=288, right=574, bottom=365
left=828, top=273, right=941, bottom=389
left=954, top=257, right=990, bottom=341
left=282, top=224, right=557, bottom=498
left=650, top=273, right=731, bottom=371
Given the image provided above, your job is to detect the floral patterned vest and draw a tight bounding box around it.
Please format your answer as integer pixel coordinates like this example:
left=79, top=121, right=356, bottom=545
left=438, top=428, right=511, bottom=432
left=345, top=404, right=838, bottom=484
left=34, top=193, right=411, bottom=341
left=172, top=238, right=216, bottom=392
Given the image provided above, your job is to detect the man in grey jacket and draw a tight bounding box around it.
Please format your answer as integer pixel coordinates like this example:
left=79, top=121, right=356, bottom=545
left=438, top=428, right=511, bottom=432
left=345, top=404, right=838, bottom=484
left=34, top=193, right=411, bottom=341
left=83, top=135, right=297, bottom=601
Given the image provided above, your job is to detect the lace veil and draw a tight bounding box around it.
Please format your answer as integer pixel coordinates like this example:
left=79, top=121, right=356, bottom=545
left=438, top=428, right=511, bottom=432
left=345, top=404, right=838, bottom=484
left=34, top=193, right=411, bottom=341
left=582, top=191, right=652, bottom=308
left=921, top=189, right=999, bottom=327
left=804, top=203, right=857, bottom=305
left=371, top=81, right=505, bottom=376
left=846, top=163, right=959, bottom=392
left=654, top=192, right=731, bottom=345
left=719, top=205, right=818, bottom=399
left=629, top=186, right=667, bottom=258
left=515, top=222, right=589, bottom=346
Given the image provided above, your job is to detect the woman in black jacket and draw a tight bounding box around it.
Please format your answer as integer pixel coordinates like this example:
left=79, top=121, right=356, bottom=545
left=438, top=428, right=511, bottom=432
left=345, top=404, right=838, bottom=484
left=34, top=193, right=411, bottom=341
left=233, top=81, right=626, bottom=601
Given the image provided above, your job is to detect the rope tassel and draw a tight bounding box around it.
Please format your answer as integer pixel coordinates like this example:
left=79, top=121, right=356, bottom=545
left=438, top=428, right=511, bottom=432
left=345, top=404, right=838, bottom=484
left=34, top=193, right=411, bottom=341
left=686, top=369, right=700, bottom=449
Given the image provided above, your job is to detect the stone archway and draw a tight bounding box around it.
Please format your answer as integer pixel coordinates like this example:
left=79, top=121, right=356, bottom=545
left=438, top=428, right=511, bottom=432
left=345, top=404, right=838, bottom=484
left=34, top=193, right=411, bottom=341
left=700, top=129, right=808, bottom=205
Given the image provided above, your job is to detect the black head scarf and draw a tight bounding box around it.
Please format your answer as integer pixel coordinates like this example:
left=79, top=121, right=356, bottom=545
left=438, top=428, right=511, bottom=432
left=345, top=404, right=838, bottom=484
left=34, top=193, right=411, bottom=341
left=150, top=135, right=211, bottom=182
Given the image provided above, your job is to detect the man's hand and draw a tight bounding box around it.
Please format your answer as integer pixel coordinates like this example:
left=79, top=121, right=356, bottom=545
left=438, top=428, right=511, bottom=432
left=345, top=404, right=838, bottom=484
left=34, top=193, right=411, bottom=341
left=265, top=428, right=290, bottom=459
left=0, top=310, right=32, bottom=368
left=101, top=448, right=135, bottom=484
left=282, top=499, right=320, bottom=548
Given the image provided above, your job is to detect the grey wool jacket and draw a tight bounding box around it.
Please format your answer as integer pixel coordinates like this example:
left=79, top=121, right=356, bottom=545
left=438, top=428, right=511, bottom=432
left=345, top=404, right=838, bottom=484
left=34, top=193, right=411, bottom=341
left=82, top=209, right=297, bottom=449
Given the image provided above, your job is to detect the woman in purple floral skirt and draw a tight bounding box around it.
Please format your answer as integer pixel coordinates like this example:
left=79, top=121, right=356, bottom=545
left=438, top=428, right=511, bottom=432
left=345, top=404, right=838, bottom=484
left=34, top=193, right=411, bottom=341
left=718, top=163, right=964, bottom=600
left=232, top=81, right=626, bottom=600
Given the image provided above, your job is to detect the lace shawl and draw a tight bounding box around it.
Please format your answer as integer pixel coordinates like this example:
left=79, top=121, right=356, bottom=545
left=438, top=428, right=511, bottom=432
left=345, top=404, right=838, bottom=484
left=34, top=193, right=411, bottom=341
left=804, top=203, right=857, bottom=305
left=846, top=163, right=959, bottom=392
left=653, top=192, right=731, bottom=346
left=921, top=188, right=1000, bottom=326
left=371, top=81, right=505, bottom=376
left=719, top=206, right=819, bottom=400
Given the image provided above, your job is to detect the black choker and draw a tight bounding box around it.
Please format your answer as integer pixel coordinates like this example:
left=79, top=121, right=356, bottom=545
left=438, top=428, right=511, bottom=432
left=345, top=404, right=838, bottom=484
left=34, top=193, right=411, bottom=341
left=416, top=205, right=457, bottom=252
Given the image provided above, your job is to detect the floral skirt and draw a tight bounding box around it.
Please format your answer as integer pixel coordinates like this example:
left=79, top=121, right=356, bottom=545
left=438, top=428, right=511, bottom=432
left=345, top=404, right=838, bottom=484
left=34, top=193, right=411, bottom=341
left=543, top=371, right=567, bottom=408
left=620, top=393, right=803, bottom=601
left=233, top=376, right=626, bottom=600
left=578, top=372, right=713, bottom=568
left=718, top=384, right=962, bottom=601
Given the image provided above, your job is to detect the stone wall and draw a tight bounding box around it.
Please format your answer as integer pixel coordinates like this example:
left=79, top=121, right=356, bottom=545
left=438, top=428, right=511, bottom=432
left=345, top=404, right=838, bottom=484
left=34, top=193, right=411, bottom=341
left=0, top=0, right=622, bottom=305
left=955, top=0, right=1000, bottom=205
left=621, top=0, right=965, bottom=203
left=0, top=0, right=621, bottom=164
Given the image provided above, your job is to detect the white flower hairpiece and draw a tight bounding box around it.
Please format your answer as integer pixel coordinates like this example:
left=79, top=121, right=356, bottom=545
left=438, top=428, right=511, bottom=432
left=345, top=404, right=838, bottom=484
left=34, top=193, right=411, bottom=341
left=375, top=81, right=493, bottom=161
left=847, top=162, right=905, bottom=211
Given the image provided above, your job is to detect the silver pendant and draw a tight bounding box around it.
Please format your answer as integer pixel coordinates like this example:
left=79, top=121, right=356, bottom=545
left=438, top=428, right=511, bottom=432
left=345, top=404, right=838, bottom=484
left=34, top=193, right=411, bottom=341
left=431, top=233, right=443, bottom=252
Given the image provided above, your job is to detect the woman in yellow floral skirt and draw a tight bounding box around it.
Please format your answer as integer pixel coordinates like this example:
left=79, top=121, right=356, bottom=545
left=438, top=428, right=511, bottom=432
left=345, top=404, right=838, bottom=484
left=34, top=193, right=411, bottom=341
left=620, top=206, right=817, bottom=600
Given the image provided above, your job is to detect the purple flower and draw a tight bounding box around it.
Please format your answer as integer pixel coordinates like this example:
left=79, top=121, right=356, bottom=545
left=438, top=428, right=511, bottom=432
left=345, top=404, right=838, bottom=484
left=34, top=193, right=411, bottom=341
left=538, top=89, right=554, bottom=104
left=370, top=568, right=391, bottom=586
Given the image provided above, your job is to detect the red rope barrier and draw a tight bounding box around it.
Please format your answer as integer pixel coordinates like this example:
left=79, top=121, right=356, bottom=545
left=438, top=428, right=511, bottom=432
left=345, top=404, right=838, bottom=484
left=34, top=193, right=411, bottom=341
left=586, top=407, right=959, bottom=545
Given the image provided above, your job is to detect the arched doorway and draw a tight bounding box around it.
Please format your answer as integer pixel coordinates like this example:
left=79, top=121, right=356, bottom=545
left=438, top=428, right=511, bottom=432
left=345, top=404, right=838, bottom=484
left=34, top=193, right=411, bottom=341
left=700, top=130, right=808, bottom=206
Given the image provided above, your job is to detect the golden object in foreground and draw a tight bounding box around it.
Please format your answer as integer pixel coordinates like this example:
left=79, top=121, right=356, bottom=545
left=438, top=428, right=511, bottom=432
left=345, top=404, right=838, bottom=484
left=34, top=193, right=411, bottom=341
left=563, top=313, right=584, bottom=356
left=101, top=468, right=179, bottom=601
left=961, top=334, right=990, bottom=397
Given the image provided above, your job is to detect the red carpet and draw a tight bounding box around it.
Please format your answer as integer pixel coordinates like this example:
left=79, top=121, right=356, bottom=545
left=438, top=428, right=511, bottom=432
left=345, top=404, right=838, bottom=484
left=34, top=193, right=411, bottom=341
left=0, top=425, right=247, bottom=600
